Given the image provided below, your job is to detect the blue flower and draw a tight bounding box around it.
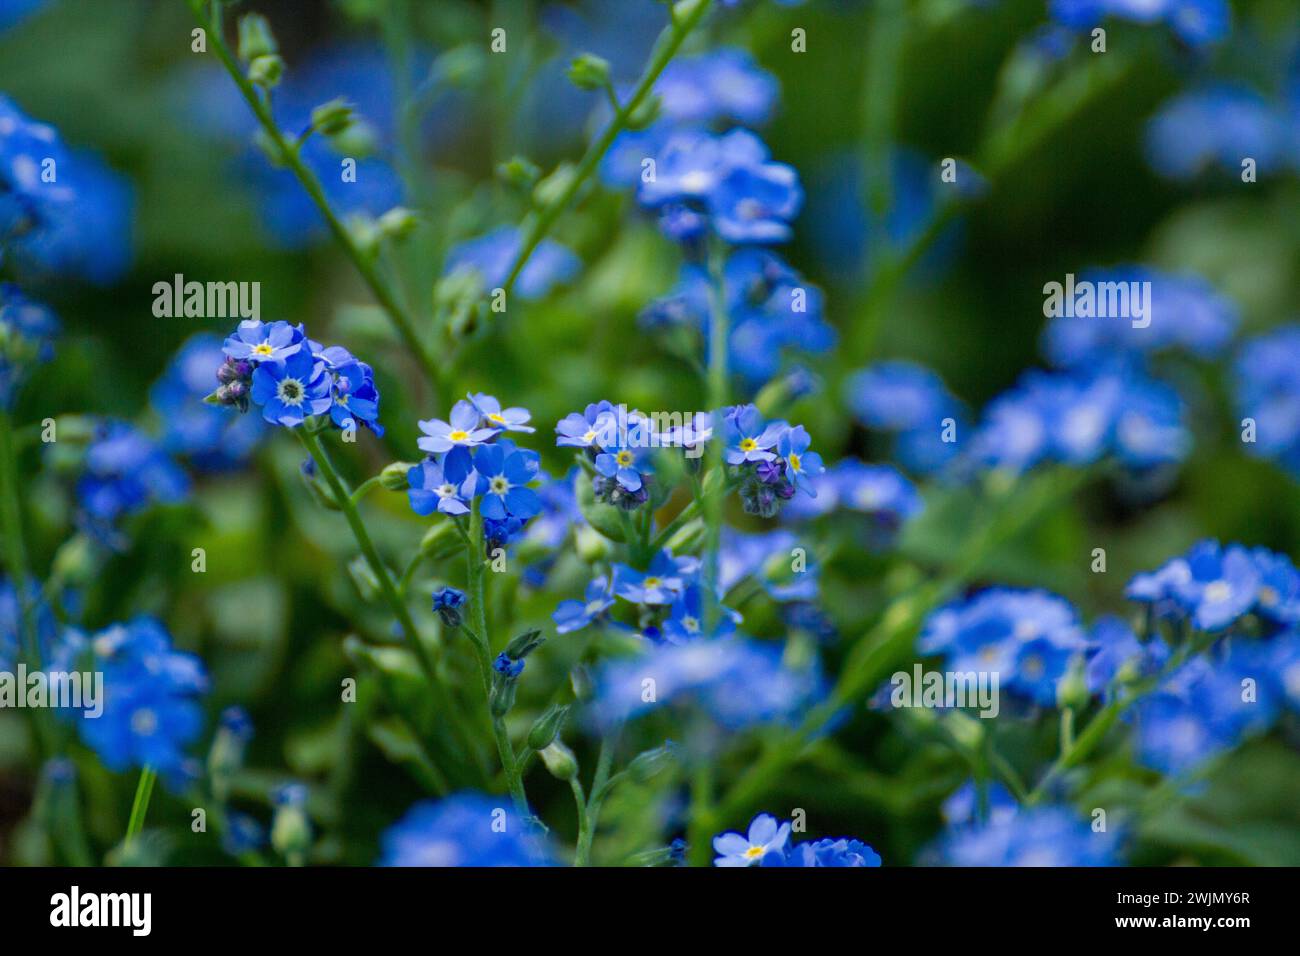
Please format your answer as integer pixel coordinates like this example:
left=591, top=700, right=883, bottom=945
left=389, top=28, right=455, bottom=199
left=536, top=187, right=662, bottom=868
left=844, top=360, right=965, bottom=473
left=935, top=805, right=1121, bottom=866
left=594, top=420, right=651, bottom=493
left=918, top=589, right=1088, bottom=705
left=469, top=443, right=542, bottom=521
left=417, top=399, right=498, bottom=454
left=1146, top=85, right=1290, bottom=180
left=75, top=618, right=208, bottom=787
left=636, top=129, right=801, bottom=244
left=378, top=793, right=553, bottom=866
left=553, top=576, right=615, bottom=634
left=589, top=634, right=821, bottom=732
left=222, top=319, right=305, bottom=366
left=407, top=448, right=473, bottom=516
left=1251, top=548, right=1300, bottom=626
left=776, top=425, right=823, bottom=496
left=661, top=584, right=712, bottom=644
left=249, top=348, right=332, bottom=427
left=712, top=813, right=791, bottom=866
left=1084, top=616, right=1169, bottom=697
left=1128, top=540, right=1260, bottom=632
left=75, top=420, right=190, bottom=545
left=614, top=549, right=691, bottom=605
left=0, top=283, right=58, bottom=409
left=468, top=392, right=534, bottom=433
left=1233, top=325, right=1300, bottom=477
left=493, top=651, right=525, bottom=678
left=723, top=404, right=784, bottom=464
left=0, top=95, right=133, bottom=283
left=0, top=575, right=60, bottom=671
left=761, top=837, right=883, bottom=868
left=1050, top=0, right=1229, bottom=48
left=444, top=226, right=579, bottom=300
left=555, top=401, right=617, bottom=449
left=150, top=334, right=266, bottom=469
left=1041, top=267, right=1237, bottom=370
left=431, top=587, right=468, bottom=628
left=328, top=359, right=383, bottom=436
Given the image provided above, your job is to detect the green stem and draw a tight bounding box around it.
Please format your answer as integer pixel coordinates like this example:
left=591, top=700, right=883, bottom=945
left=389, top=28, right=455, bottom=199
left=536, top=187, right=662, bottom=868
left=125, top=766, right=157, bottom=844
left=296, top=428, right=478, bottom=775
left=349, top=476, right=382, bottom=507
left=0, top=410, right=34, bottom=660
left=190, top=0, right=443, bottom=391
left=500, top=0, right=714, bottom=296
left=465, top=501, right=531, bottom=821
left=570, top=777, right=591, bottom=866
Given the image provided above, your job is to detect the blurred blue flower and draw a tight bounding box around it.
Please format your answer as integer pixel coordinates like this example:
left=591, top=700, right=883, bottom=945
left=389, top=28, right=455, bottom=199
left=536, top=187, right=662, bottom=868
left=1042, top=267, right=1237, bottom=369
left=0, top=95, right=133, bottom=283
left=1126, top=540, right=1260, bottom=632
left=379, top=793, right=553, bottom=866
left=1233, top=325, right=1300, bottom=477
left=845, top=360, right=966, bottom=474
left=0, top=282, right=58, bottom=409
left=150, top=334, right=266, bottom=469
left=444, top=227, right=579, bottom=300
left=589, top=633, right=821, bottom=732
left=614, top=549, right=691, bottom=605
left=1084, top=615, right=1169, bottom=697
left=918, top=589, right=1089, bottom=706
left=75, top=420, right=189, bottom=546
left=1146, top=84, right=1291, bottom=179
left=75, top=618, right=208, bottom=787
left=936, top=804, right=1121, bottom=866
left=1050, top=0, right=1229, bottom=47
left=553, top=575, right=615, bottom=634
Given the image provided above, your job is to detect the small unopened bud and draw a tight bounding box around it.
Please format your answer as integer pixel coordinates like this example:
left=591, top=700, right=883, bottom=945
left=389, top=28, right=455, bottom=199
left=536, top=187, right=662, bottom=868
left=526, top=705, right=569, bottom=751
left=497, top=155, right=541, bottom=190
left=270, top=783, right=311, bottom=865
left=567, top=53, right=611, bottom=91
left=377, top=207, right=418, bottom=241
left=431, top=587, right=467, bottom=628
left=569, top=664, right=593, bottom=703
left=248, top=54, right=284, bottom=88
left=1056, top=662, right=1090, bottom=712
left=540, top=741, right=578, bottom=781
left=626, top=741, right=676, bottom=782
left=379, top=460, right=416, bottom=491
left=311, top=98, right=356, bottom=136
left=505, top=628, right=545, bottom=660
left=237, top=14, right=277, bottom=62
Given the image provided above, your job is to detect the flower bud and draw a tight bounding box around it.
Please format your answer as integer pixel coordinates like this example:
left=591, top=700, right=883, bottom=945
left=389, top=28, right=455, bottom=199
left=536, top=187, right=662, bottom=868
left=569, top=664, right=594, bottom=703
left=270, top=783, right=311, bottom=865
left=347, top=555, right=381, bottom=601
left=496, top=155, right=541, bottom=190
left=626, top=741, right=676, bottom=782
left=431, top=586, right=467, bottom=628
left=419, top=520, right=459, bottom=558
left=248, top=54, right=284, bottom=88
left=237, top=13, right=278, bottom=62
left=377, top=207, right=418, bottom=242
left=567, top=53, right=611, bottom=91
left=1055, top=661, right=1090, bottom=712
left=505, top=628, right=545, bottom=660
left=380, top=460, right=417, bottom=491
left=311, top=98, right=356, bottom=136
left=527, top=704, right=569, bottom=751
left=539, top=741, right=578, bottom=781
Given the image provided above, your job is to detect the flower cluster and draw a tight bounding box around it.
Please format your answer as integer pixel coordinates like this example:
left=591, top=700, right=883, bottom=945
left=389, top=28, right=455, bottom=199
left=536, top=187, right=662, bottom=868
left=712, top=813, right=882, bottom=867
left=554, top=547, right=711, bottom=641
left=783, top=458, right=923, bottom=544
left=1233, top=326, right=1300, bottom=478
left=932, top=785, right=1120, bottom=866
left=60, top=618, right=209, bottom=788
left=844, top=361, right=966, bottom=475
left=212, top=319, right=383, bottom=433
left=555, top=401, right=660, bottom=510
left=0, top=94, right=132, bottom=282
left=723, top=404, right=823, bottom=516
left=379, top=793, right=553, bottom=866
left=0, top=282, right=58, bottom=409
left=409, top=395, right=542, bottom=550
left=917, top=589, right=1090, bottom=707
left=1146, top=84, right=1296, bottom=181
left=588, top=634, right=821, bottom=733
left=75, top=419, right=190, bottom=547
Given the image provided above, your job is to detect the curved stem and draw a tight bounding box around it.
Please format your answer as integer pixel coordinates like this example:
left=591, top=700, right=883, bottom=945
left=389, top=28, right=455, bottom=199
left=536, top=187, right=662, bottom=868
left=500, top=0, right=715, bottom=297
left=190, top=0, right=443, bottom=392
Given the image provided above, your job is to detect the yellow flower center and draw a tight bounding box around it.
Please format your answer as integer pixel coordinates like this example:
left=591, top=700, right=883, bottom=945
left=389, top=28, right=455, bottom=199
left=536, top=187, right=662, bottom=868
left=448, top=429, right=470, bottom=442
left=788, top=452, right=801, bottom=471
left=488, top=413, right=506, bottom=424
left=740, top=438, right=758, bottom=452
left=616, top=450, right=633, bottom=467
left=643, top=577, right=661, bottom=590
left=252, top=342, right=275, bottom=356
left=744, top=845, right=766, bottom=860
